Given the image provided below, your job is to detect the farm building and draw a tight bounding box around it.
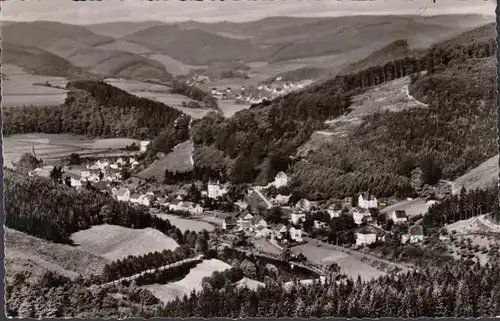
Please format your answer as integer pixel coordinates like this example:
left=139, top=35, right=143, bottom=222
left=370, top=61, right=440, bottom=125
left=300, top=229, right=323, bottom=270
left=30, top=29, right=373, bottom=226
left=255, top=226, right=272, bottom=239
left=251, top=216, right=268, bottom=228
left=358, top=192, right=378, bottom=209
left=390, top=210, right=409, bottom=224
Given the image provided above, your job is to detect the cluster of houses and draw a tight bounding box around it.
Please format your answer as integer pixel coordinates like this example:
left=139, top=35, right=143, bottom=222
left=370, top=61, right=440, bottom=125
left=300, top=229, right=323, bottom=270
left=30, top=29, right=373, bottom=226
left=222, top=212, right=304, bottom=244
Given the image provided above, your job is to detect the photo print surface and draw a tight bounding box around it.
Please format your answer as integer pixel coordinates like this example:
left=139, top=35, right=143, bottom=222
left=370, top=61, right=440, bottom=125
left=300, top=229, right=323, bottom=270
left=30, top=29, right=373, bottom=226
left=1, top=0, right=499, bottom=318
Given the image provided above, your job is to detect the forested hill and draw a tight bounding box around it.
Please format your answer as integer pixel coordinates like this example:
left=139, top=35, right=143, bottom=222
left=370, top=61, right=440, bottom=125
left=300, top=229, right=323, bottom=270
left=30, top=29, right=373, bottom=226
left=191, top=23, right=496, bottom=198
left=2, top=80, right=191, bottom=154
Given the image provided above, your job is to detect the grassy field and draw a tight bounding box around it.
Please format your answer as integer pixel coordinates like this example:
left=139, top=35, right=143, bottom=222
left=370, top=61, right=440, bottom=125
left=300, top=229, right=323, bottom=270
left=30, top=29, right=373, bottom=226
left=380, top=198, right=431, bottom=217
left=5, top=228, right=107, bottom=284
left=95, top=40, right=153, bottom=55
left=138, top=140, right=194, bottom=180
left=452, top=154, right=499, bottom=195
left=154, top=213, right=215, bottom=232
left=217, top=100, right=251, bottom=118
left=444, top=215, right=500, bottom=265
left=291, top=238, right=386, bottom=281
left=141, top=259, right=231, bottom=303
left=92, top=138, right=141, bottom=150
left=70, top=224, right=180, bottom=261
left=104, top=78, right=171, bottom=92
left=2, top=133, right=141, bottom=168
left=2, top=64, right=68, bottom=107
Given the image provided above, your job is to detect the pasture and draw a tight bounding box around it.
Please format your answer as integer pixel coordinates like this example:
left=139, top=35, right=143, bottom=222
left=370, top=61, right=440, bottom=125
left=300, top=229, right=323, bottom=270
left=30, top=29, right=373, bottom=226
left=92, top=138, right=141, bottom=150
left=146, top=53, right=201, bottom=76
left=70, top=224, right=180, bottom=261
left=2, top=64, right=68, bottom=107
left=218, top=100, right=251, bottom=118
left=154, top=213, right=215, bottom=233
left=104, top=78, right=171, bottom=93
left=137, top=140, right=194, bottom=180
left=452, top=154, right=499, bottom=195
left=380, top=198, right=431, bottom=217
left=141, top=259, right=231, bottom=303
left=5, top=227, right=107, bottom=284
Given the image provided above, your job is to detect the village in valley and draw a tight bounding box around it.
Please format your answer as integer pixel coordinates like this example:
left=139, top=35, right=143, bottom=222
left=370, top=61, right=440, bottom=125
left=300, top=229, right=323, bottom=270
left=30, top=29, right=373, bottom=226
left=27, top=139, right=436, bottom=275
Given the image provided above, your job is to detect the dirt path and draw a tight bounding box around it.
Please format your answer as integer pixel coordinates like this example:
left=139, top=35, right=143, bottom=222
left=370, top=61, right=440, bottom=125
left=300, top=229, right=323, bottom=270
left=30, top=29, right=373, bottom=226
left=404, top=85, right=428, bottom=107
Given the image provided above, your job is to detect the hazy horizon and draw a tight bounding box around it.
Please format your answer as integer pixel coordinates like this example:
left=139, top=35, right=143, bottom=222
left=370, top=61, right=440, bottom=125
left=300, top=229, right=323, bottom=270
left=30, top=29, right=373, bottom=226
left=0, top=0, right=495, bottom=24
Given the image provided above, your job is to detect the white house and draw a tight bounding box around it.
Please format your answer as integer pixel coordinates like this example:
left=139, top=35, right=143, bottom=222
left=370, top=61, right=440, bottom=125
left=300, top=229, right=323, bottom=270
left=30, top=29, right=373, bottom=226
left=271, top=171, right=288, bottom=188
left=140, top=140, right=151, bottom=152
left=80, top=170, right=91, bottom=179
left=113, top=188, right=131, bottom=202
left=251, top=216, right=267, bottom=228
left=390, top=210, right=409, bottom=224
left=327, top=209, right=342, bottom=219
left=295, top=198, right=312, bottom=213
left=273, top=224, right=288, bottom=239
left=67, top=173, right=83, bottom=189
left=356, top=230, right=377, bottom=246
left=178, top=201, right=203, bottom=214
left=207, top=180, right=228, bottom=199
left=353, top=208, right=371, bottom=225
left=137, top=194, right=154, bottom=207
left=358, top=193, right=378, bottom=209
left=255, top=226, right=272, bottom=239
left=289, top=227, right=303, bottom=242
left=291, top=213, right=306, bottom=225
left=110, top=163, right=119, bottom=170
left=401, top=225, right=424, bottom=244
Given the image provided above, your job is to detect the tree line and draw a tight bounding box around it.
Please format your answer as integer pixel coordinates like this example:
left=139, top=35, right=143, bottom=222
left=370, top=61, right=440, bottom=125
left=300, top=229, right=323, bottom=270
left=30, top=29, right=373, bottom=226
left=159, top=260, right=500, bottom=318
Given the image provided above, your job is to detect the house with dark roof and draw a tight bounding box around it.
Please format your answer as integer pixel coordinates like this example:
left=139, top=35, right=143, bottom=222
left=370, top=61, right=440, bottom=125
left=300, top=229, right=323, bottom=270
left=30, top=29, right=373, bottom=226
left=223, top=217, right=238, bottom=230
left=251, top=215, right=267, bottom=228
left=389, top=210, right=409, bottom=224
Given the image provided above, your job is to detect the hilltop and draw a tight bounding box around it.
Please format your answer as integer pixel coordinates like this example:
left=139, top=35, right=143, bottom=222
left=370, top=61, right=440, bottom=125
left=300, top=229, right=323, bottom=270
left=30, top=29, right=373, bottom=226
left=122, top=26, right=263, bottom=65
left=1, top=42, right=99, bottom=80
left=84, top=20, right=168, bottom=38
left=2, top=21, right=173, bottom=80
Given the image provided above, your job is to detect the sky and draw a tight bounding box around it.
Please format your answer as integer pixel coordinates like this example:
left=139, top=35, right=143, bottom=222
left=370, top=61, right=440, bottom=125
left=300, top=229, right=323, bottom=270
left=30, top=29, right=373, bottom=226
left=0, top=0, right=496, bottom=24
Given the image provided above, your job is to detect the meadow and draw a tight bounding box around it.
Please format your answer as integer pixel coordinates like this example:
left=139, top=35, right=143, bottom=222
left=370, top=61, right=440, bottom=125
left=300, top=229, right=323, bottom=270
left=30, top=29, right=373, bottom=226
left=2, top=64, right=68, bottom=107
left=141, top=259, right=231, bottom=303
left=70, top=224, right=180, bottom=261
left=137, top=140, right=194, bottom=180
left=153, top=213, right=215, bottom=232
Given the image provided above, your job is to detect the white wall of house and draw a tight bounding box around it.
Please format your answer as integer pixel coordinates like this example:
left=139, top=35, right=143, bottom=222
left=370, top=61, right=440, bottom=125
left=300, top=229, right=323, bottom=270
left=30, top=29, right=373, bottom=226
left=401, top=234, right=424, bottom=244
left=356, top=233, right=377, bottom=246
left=358, top=195, right=378, bottom=209
left=289, top=227, right=303, bottom=242
left=390, top=211, right=408, bottom=223
left=291, top=213, right=306, bottom=225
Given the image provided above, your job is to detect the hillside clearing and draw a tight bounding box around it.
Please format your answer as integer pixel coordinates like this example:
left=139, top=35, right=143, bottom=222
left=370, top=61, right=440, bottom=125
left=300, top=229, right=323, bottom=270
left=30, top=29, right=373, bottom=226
left=5, top=228, right=107, bottom=284
left=452, top=154, right=499, bottom=195
left=137, top=140, right=194, bottom=180
left=236, top=277, right=265, bottom=291
left=70, top=224, right=179, bottom=261
left=92, top=138, right=141, bottom=150
left=142, top=259, right=231, bottom=303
